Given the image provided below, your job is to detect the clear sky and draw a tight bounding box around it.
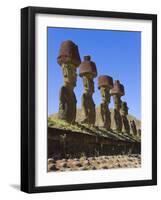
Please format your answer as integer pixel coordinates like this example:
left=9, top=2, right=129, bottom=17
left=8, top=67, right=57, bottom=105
left=47, top=27, right=141, bottom=120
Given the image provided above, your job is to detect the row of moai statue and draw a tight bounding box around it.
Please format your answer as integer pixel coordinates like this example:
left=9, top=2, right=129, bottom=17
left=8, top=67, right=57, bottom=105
left=57, top=40, right=140, bottom=136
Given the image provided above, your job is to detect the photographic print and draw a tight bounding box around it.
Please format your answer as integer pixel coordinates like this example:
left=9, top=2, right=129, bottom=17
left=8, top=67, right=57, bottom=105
left=47, top=28, right=141, bottom=172
left=21, top=7, right=157, bottom=193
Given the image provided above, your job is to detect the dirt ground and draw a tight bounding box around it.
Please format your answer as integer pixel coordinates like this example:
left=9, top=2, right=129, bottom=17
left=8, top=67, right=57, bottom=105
left=48, top=154, right=141, bottom=172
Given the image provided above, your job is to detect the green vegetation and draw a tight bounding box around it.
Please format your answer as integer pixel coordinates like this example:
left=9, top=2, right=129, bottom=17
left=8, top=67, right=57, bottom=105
left=48, top=116, right=91, bottom=134
left=48, top=116, right=141, bottom=142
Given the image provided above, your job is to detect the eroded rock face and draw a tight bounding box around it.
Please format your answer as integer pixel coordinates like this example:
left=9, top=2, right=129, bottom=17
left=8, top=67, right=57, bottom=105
left=81, top=90, right=96, bottom=125
left=58, top=64, right=77, bottom=123
left=79, top=56, right=97, bottom=126
left=57, top=41, right=81, bottom=123
left=113, top=107, right=122, bottom=132
left=58, top=85, right=77, bottom=123
left=121, top=102, right=130, bottom=134
left=130, top=120, right=137, bottom=135
left=111, top=94, right=123, bottom=132
left=98, top=75, right=113, bottom=130
left=137, top=128, right=141, bottom=137
left=57, top=40, right=81, bottom=67
left=110, top=80, right=124, bottom=132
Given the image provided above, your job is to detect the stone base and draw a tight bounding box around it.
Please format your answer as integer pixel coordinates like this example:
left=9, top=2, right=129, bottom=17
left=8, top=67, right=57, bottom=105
left=48, top=127, right=141, bottom=159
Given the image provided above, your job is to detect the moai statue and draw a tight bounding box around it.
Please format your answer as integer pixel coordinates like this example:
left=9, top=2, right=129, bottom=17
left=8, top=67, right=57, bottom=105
left=130, top=120, right=137, bottom=135
left=57, top=40, right=81, bottom=123
left=79, top=56, right=97, bottom=126
left=98, top=75, right=113, bottom=130
left=137, top=128, right=141, bottom=137
left=121, top=101, right=130, bottom=134
left=110, top=80, right=125, bottom=132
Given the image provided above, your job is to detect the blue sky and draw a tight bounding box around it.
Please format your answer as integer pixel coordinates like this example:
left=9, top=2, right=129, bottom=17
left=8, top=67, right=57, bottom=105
left=47, top=27, right=141, bottom=120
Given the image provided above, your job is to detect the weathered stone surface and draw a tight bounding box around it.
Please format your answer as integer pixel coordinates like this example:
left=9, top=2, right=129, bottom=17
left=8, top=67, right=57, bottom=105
left=121, top=101, right=130, bottom=134
left=137, top=128, right=141, bottom=137
left=79, top=55, right=97, bottom=78
left=57, top=40, right=81, bottom=123
left=110, top=80, right=124, bottom=97
left=48, top=127, right=141, bottom=159
left=122, top=116, right=130, bottom=133
left=57, top=40, right=81, bottom=67
left=110, top=80, right=125, bottom=132
left=98, top=75, right=113, bottom=130
left=130, top=120, right=137, bottom=135
left=100, top=103, right=111, bottom=129
left=98, top=75, right=113, bottom=89
left=113, top=108, right=122, bottom=132
left=58, top=85, right=77, bottom=123
left=79, top=56, right=97, bottom=126
left=81, top=91, right=96, bottom=125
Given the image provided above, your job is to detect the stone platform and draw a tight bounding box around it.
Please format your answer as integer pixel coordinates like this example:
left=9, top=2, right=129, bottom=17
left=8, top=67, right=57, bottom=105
left=48, top=126, right=141, bottom=159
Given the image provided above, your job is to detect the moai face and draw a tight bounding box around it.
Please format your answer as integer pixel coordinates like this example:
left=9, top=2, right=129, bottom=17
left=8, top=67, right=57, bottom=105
left=62, top=64, right=77, bottom=89
left=113, top=95, right=122, bottom=111
left=83, top=75, right=94, bottom=95
left=100, top=87, right=110, bottom=104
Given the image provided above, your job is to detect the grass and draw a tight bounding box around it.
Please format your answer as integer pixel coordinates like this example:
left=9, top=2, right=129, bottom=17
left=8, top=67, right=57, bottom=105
left=48, top=116, right=141, bottom=142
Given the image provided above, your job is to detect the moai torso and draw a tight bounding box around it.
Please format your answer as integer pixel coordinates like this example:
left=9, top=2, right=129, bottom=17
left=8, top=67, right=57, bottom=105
left=100, top=103, right=111, bottom=129
left=122, top=116, right=130, bottom=133
left=113, top=108, right=122, bottom=132
left=82, top=92, right=95, bottom=125
left=121, top=102, right=130, bottom=134
left=58, top=86, right=77, bottom=123
left=110, top=81, right=124, bottom=133
left=137, top=128, right=141, bottom=137
left=130, top=120, right=137, bottom=135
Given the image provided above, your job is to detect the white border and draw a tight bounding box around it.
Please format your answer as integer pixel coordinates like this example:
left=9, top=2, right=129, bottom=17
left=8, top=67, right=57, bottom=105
left=35, top=14, right=152, bottom=186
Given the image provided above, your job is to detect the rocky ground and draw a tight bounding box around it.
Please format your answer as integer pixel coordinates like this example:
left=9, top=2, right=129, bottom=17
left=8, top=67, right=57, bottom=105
left=48, top=154, right=141, bottom=172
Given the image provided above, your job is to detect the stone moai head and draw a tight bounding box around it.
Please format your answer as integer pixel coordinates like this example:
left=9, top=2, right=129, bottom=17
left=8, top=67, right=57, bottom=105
left=121, top=101, right=129, bottom=116
left=110, top=80, right=125, bottom=111
left=98, top=75, right=113, bottom=104
left=57, top=40, right=81, bottom=89
left=79, top=56, right=97, bottom=95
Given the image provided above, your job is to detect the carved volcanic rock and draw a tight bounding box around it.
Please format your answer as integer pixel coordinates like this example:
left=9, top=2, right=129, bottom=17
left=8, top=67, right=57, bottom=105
left=98, top=75, right=113, bottom=89
left=79, top=56, right=97, bottom=78
left=110, top=80, right=125, bottom=96
left=57, top=40, right=81, bottom=67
